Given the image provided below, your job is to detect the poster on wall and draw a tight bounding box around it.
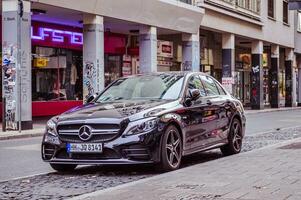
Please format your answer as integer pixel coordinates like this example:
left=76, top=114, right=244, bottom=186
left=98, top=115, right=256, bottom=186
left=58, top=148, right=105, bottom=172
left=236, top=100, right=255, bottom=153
left=122, top=55, right=132, bottom=76
left=222, top=77, right=234, bottom=94
left=157, top=40, right=173, bottom=58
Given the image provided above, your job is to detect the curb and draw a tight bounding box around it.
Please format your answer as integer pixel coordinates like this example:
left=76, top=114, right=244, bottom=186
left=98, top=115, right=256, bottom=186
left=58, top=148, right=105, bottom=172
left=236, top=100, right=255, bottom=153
left=68, top=137, right=301, bottom=200
left=0, top=131, right=44, bottom=141
left=245, top=107, right=301, bottom=115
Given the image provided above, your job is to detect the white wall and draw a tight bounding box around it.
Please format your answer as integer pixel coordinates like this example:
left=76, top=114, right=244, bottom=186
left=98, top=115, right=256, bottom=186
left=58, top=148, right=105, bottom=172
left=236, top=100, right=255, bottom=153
left=31, top=0, right=204, bottom=34
left=201, top=0, right=295, bottom=48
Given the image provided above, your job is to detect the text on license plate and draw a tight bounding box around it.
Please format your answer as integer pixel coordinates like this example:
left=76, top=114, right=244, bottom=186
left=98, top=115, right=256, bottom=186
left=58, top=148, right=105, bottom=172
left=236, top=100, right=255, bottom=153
left=67, top=143, right=103, bottom=153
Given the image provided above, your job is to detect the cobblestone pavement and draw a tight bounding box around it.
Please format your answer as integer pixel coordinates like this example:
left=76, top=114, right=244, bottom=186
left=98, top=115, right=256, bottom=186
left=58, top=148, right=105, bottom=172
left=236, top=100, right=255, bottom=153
left=73, top=138, right=301, bottom=200
left=1, top=127, right=301, bottom=200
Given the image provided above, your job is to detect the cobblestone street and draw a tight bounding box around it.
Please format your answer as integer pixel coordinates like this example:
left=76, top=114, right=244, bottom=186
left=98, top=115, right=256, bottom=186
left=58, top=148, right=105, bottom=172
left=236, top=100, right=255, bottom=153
left=1, top=126, right=301, bottom=200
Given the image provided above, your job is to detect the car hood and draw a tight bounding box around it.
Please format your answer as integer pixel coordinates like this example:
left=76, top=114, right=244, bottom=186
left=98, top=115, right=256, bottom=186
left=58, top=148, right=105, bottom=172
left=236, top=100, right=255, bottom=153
left=57, top=99, right=179, bottom=123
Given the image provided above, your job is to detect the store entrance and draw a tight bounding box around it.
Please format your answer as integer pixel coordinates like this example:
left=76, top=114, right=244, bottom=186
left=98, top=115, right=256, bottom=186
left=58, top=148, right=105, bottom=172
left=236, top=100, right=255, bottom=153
left=104, top=55, right=122, bottom=86
left=234, top=70, right=251, bottom=106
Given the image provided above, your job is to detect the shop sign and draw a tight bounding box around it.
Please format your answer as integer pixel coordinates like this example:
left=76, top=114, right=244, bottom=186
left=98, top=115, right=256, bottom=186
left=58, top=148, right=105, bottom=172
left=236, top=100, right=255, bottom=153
left=31, top=26, right=83, bottom=45
left=222, top=77, right=234, bottom=93
left=157, top=40, right=173, bottom=58
left=33, top=57, right=49, bottom=68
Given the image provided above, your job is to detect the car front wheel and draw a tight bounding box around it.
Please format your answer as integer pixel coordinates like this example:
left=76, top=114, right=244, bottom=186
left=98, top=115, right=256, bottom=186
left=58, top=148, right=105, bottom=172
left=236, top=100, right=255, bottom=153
left=160, top=125, right=183, bottom=171
left=221, top=118, right=243, bottom=156
left=50, top=163, right=77, bottom=172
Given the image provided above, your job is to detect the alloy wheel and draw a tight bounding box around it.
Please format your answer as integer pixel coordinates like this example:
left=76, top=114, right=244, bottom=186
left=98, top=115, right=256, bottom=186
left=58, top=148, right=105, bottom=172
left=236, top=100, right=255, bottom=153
left=166, top=129, right=181, bottom=168
left=232, top=121, right=242, bottom=152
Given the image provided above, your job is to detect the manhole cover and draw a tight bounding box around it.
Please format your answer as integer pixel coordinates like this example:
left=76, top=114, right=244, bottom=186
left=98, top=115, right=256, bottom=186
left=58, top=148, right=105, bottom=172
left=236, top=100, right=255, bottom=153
left=278, top=142, right=301, bottom=150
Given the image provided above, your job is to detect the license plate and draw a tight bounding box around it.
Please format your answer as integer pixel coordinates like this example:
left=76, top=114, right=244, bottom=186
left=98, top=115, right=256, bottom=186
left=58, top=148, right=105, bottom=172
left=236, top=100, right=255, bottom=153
left=66, top=143, right=103, bottom=153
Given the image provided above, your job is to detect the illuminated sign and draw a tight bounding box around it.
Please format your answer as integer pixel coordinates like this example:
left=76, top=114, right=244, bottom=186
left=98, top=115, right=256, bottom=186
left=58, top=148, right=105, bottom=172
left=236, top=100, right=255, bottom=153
left=31, top=27, right=83, bottom=45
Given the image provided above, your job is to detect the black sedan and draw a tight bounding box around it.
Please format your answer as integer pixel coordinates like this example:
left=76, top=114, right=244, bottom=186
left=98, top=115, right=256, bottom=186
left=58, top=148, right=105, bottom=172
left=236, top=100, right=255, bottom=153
left=42, top=72, right=246, bottom=172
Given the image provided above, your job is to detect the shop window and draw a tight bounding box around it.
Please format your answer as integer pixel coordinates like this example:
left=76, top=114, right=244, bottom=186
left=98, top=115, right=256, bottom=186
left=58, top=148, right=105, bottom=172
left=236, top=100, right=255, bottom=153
left=268, top=0, right=275, bottom=18
left=32, top=46, right=83, bottom=101
left=283, top=0, right=289, bottom=24
left=104, top=55, right=122, bottom=86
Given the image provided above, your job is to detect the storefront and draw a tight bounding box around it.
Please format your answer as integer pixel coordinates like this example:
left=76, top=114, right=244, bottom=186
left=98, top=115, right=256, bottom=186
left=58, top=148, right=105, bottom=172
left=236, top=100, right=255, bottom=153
left=1, top=20, right=129, bottom=118
left=1, top=20, right=181, bottom=118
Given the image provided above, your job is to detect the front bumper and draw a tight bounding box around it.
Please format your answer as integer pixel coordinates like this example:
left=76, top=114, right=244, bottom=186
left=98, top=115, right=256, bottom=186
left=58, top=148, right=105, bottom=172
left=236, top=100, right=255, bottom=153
left=41, top=128, right=163, bottom=165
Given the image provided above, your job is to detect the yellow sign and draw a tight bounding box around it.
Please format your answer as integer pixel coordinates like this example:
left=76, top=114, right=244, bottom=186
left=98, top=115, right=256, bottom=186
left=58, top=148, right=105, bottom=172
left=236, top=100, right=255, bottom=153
left=34, top=57, right=49, bottom=68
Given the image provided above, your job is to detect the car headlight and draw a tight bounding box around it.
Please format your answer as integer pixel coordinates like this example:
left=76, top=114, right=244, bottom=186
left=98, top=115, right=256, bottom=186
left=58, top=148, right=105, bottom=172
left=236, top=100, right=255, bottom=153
left=44, top=118, right=60, bottom=145
left=124, top=118, right=159, bottom=136
left=46, top=118, right=57, bottom=136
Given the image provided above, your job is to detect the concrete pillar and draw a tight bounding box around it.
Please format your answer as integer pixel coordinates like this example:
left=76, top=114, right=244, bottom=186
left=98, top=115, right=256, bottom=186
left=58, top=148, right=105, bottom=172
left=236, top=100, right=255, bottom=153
left=139, top=26, right=157, bottom=73
left=83, top=14, right=104, bottom=100
left=2, top=0, right=32, bottom=130
left=285, top=48, right=294, bottom=107
left=251, top=41, right=264, bottom=110
left=270, top=45, right=280, bottom=108
left=182, top=31, right=200, bottom=72
left=221, top=33, right=235, bottom=94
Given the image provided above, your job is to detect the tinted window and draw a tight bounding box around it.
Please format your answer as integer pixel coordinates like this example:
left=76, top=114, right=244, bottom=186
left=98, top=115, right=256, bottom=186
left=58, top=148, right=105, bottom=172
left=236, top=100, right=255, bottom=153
left=215, top=81, right=227, bottom=95
left=187, top=75, right=206, bottom=97
left=199, top=75, right=220, bottom=96
left=96, top=74, right=184, bottom=102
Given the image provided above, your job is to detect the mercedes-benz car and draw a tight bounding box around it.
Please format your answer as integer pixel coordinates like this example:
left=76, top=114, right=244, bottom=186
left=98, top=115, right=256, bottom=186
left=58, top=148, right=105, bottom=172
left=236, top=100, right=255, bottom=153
left=42, top=72, right=246, bottom=172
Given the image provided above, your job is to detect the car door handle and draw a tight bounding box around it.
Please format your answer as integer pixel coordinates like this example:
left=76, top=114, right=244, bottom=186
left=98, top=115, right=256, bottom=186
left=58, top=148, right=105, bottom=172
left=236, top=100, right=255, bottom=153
left=206, top=100, right=212, bottom=105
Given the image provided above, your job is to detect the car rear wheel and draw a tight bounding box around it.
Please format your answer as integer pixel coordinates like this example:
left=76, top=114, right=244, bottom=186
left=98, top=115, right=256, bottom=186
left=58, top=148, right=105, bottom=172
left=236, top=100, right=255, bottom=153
left=50, top=163, right=77, bottom=172
left=221, top=118, right=243, bottom=156
left=160, top=125, right=183, bottom=171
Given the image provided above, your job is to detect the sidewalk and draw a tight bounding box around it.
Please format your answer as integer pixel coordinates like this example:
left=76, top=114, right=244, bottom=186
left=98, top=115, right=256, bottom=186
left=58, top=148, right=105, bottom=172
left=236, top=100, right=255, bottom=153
left=244, top=106, right=301, bottom=114
left=72, top=138, right=301, bottom=200
left=0, top=118, right=48, bottom=140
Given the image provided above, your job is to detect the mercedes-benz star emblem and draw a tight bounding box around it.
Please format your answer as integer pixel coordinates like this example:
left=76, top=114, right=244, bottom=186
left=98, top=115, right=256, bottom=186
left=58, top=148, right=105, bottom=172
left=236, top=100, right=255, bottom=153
left=78, top=125, right=93, bottom=141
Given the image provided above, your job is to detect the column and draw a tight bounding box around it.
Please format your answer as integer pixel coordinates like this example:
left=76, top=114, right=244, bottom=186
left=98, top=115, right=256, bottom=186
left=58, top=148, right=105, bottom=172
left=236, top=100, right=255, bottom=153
left=139, top=26, right=157, bottom=73
left=221, top=33, right=235, bottom=94
left=270, top=45, right=280, bottom=108
left=182, top=31, right=200, bottom=72
left=2, top=0, right=32, bottom=130
left=251, top=41, right=264, bottom=110
left=83, top=14, right=104, bottom=100
left=285, top=48, right=294, bottom=107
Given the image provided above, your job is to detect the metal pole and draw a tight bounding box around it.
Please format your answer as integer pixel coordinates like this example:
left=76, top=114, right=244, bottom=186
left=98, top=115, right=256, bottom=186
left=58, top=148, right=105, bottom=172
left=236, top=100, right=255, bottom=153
left=17, top=0, right=23, bottom=133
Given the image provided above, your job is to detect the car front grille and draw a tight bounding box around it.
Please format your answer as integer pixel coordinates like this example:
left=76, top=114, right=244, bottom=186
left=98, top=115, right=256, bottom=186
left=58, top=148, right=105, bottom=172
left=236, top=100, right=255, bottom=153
left=57, top=123, right=123, bottom=143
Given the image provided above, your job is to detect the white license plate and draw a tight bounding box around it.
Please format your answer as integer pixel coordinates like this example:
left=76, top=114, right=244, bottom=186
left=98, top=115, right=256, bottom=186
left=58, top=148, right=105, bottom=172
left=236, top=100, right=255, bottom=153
left=66, top=143, right=103, bottom=153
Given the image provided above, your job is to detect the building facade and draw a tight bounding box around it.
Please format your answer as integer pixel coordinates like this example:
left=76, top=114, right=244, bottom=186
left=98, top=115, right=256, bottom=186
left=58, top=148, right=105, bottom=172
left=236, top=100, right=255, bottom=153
left=1, top=0, right=301, bottom=130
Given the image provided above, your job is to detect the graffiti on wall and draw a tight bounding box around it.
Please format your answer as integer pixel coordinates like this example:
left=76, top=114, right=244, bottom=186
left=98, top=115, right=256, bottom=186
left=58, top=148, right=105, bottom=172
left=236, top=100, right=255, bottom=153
left=2, top=44, right=18, bottom=130
left=83, top=61, right=96, bottom=100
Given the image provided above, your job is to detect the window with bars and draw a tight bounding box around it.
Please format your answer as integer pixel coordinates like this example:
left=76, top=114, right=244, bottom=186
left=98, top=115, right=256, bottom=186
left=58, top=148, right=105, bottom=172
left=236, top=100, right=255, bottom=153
left=235, top=0, right=260, bottom=14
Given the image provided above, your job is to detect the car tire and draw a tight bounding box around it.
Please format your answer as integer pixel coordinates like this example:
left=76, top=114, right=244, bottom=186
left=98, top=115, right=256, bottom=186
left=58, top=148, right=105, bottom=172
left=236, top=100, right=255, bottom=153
left=221, top=118, right=243, bottom=156
left=159, top=125, right=183, bottom=171
left=50, top=163, right=77, bottom=172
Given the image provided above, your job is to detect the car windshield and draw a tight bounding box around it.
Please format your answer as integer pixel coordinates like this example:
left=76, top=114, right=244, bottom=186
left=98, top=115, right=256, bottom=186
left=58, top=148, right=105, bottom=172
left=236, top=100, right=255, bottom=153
left=95, top=74, right=184, bottom=103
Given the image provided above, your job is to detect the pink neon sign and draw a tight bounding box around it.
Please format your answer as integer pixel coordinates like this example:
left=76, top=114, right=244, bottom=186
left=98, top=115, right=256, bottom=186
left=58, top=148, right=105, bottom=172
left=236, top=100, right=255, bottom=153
left=31, top=27, right=83, bottom=45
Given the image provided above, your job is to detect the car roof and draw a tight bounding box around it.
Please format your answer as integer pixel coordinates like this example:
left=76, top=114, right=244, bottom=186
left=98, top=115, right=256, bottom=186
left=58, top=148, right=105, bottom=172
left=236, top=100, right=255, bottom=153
left=132, top=71, right=208, bottom=78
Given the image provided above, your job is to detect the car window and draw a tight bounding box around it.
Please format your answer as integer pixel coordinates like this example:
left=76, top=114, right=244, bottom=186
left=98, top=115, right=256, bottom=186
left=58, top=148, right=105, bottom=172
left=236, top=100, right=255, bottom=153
left=187, top=75, right=206, bottom=97
left=199, top=75, right=220, bottom=96
left=215, top=81, right=227, bottom=95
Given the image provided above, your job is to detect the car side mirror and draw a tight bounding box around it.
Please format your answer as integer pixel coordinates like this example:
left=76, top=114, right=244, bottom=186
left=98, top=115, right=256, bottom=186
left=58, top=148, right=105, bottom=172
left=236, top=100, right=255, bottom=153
left=86, top=93, right=99, bottom=103
left=189, top=89, right=200, bottom=101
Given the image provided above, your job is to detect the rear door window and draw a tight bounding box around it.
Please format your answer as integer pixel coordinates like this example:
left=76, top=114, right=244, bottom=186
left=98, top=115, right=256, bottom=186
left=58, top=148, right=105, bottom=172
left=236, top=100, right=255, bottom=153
left=199, top=75, right=220, bottom=96
left=187, top=75, right=206, bottom=97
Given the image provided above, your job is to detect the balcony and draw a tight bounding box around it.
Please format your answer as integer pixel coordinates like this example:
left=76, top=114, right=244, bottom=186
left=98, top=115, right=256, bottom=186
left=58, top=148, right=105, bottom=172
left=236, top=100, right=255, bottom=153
left=205, top=0, right=261, bottom=19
